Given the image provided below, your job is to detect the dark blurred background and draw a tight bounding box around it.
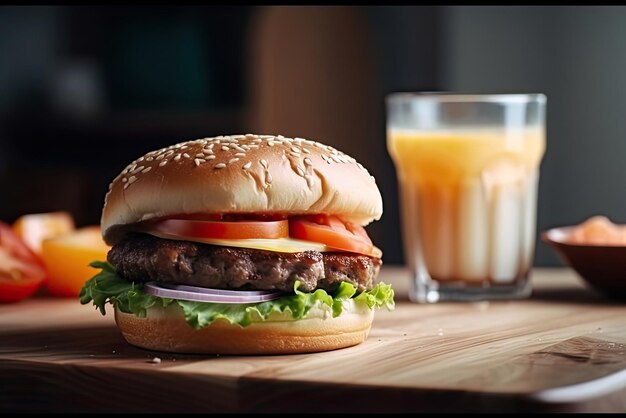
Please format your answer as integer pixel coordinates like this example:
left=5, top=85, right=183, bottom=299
left=2, top=5, right=626, bottom=266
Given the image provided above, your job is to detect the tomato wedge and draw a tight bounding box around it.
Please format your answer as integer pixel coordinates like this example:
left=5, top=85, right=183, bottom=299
left=0, top=221, right=47, bottom=303
left=289, top=215, right=382, bottom=258
left=147, top=218, right=289, bottom=240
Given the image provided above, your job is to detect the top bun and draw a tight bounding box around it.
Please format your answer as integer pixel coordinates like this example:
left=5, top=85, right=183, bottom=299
left=101, top=134, right=383, bottom=245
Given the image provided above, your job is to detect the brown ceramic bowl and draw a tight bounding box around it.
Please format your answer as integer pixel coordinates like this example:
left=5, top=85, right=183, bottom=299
left=542, top=227, right=626, bottom=298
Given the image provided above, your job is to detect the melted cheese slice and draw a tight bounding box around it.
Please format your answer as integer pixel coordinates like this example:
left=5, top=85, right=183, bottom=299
left=147, top=230, right=330, bottom=253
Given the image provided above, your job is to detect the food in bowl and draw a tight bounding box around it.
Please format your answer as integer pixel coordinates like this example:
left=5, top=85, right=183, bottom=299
left=564, top=216, right=626, bottom=245
left=542, top=216, right=626, bottom=298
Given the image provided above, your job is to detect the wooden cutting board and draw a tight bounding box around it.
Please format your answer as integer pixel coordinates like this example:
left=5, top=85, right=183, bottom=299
left=1, top=267, right=626, bottom=413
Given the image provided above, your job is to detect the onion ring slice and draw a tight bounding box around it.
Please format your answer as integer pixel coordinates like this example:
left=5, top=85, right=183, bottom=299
left=143, top=282, right=286, bottom=304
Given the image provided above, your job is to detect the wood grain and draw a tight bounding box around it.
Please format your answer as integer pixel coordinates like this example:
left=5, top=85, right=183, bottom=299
left=1, top=267, right=626, bottom=412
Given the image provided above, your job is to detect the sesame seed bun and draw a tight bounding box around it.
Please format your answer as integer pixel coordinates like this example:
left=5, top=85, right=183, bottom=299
left=114, top=299, right=374, bottom=355
left=101, top=134, right=383, bottom=245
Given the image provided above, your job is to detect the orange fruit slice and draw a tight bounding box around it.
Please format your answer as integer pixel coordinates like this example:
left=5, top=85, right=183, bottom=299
left=41, top=226, right=111, bottom=297
left=13, top=212, right=75, bottom=254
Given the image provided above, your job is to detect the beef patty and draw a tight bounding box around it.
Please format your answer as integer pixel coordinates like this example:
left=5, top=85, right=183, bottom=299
left=108, top=233, right=381, bottom=293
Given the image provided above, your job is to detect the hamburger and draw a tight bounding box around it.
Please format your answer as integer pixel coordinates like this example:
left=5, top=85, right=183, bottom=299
left=80, top=134, right=394, bottom=354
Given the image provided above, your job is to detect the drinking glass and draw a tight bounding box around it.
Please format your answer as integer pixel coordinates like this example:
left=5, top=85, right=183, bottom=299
left=386, top=93, right=546, bottom=302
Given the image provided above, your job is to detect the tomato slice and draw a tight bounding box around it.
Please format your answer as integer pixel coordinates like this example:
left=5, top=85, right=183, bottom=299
left=0, top=221, right=47, bottom=303
left=289, top=215, right=382, bottom=258
left=147, top=218, right=289, bottom=240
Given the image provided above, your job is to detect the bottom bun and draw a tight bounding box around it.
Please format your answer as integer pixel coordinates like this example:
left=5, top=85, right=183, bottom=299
left=114, top=301, right=374, bottom=355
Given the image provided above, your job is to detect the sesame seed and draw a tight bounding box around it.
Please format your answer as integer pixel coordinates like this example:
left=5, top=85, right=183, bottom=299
left=183, top=153, right=190, bottom=158
left=122, top=177, right=127, bottom=183
left=304, top=157, right=312, bottom=166
left=302, top=148, right=311, bottom=154
left=221, top=146, right=229, bottom=151
left=245, top=133, right=255, bottom=140
left=159, top=160, right=168, bottom=166
left=206, top=155, right=216, bottom=160
left=181, top=145, right=188, bottom=150
left=194, top=158, right=204, bottom=166
left=266, top=173, right=273, bottom=183
left=123, top=183, right=130, bottom=190
left=305, top=175, right=314, bottom=187
left=208, top=143, right=215, bottom=149
left=247, top=144, right=259, bottom=148
left=228, top=158, right=239, bottom=164
left=235, top=152, right=246, bottom=157
left=260, top=159, right=268, bottom=169
left=243, top=161, right=252, bottom=170
left=129, top=163, right=137, bottom=171
left=128, top=176, right=137, bottom=184
left=289, top=151, right=300, bottom=158
left=196, top=153, right=205, bottom=158
left=137, top=156, right=145, bottom=162
left=146, top=157, right=154, bottom=161
left=142, top=167, right=152, bottom=173
left=296, top=167, right=304, bottom=176
left=156, top=154, right=165, bottom=160
left=291, top=146, right=300, bottom=153
left=174, top=154, right=181, bottom=161
left=268, top=141, right=275, bottom=147
left=215, top=163, right=226, bottom=169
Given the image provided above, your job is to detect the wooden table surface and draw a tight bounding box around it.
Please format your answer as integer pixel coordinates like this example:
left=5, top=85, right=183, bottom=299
left=2, top=267, right=626, bottom=413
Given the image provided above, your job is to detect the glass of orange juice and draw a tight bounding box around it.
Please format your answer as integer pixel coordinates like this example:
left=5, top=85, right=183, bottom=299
left=386, top=93, right=546, bottom=302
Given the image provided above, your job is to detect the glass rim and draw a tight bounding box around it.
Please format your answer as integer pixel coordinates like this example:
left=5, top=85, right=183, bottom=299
left=386, top=92, right=546, bottom=104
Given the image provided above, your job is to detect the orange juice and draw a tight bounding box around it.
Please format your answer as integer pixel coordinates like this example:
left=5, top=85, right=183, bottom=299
left=388, top=128, right=545, bottom=285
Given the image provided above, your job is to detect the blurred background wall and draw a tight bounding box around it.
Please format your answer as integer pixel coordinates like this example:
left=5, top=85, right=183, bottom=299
left=1, top=5, right=625, bottom=266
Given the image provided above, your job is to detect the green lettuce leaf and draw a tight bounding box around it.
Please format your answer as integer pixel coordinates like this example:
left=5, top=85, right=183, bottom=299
left=80, top=261, right=395, bottom=329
